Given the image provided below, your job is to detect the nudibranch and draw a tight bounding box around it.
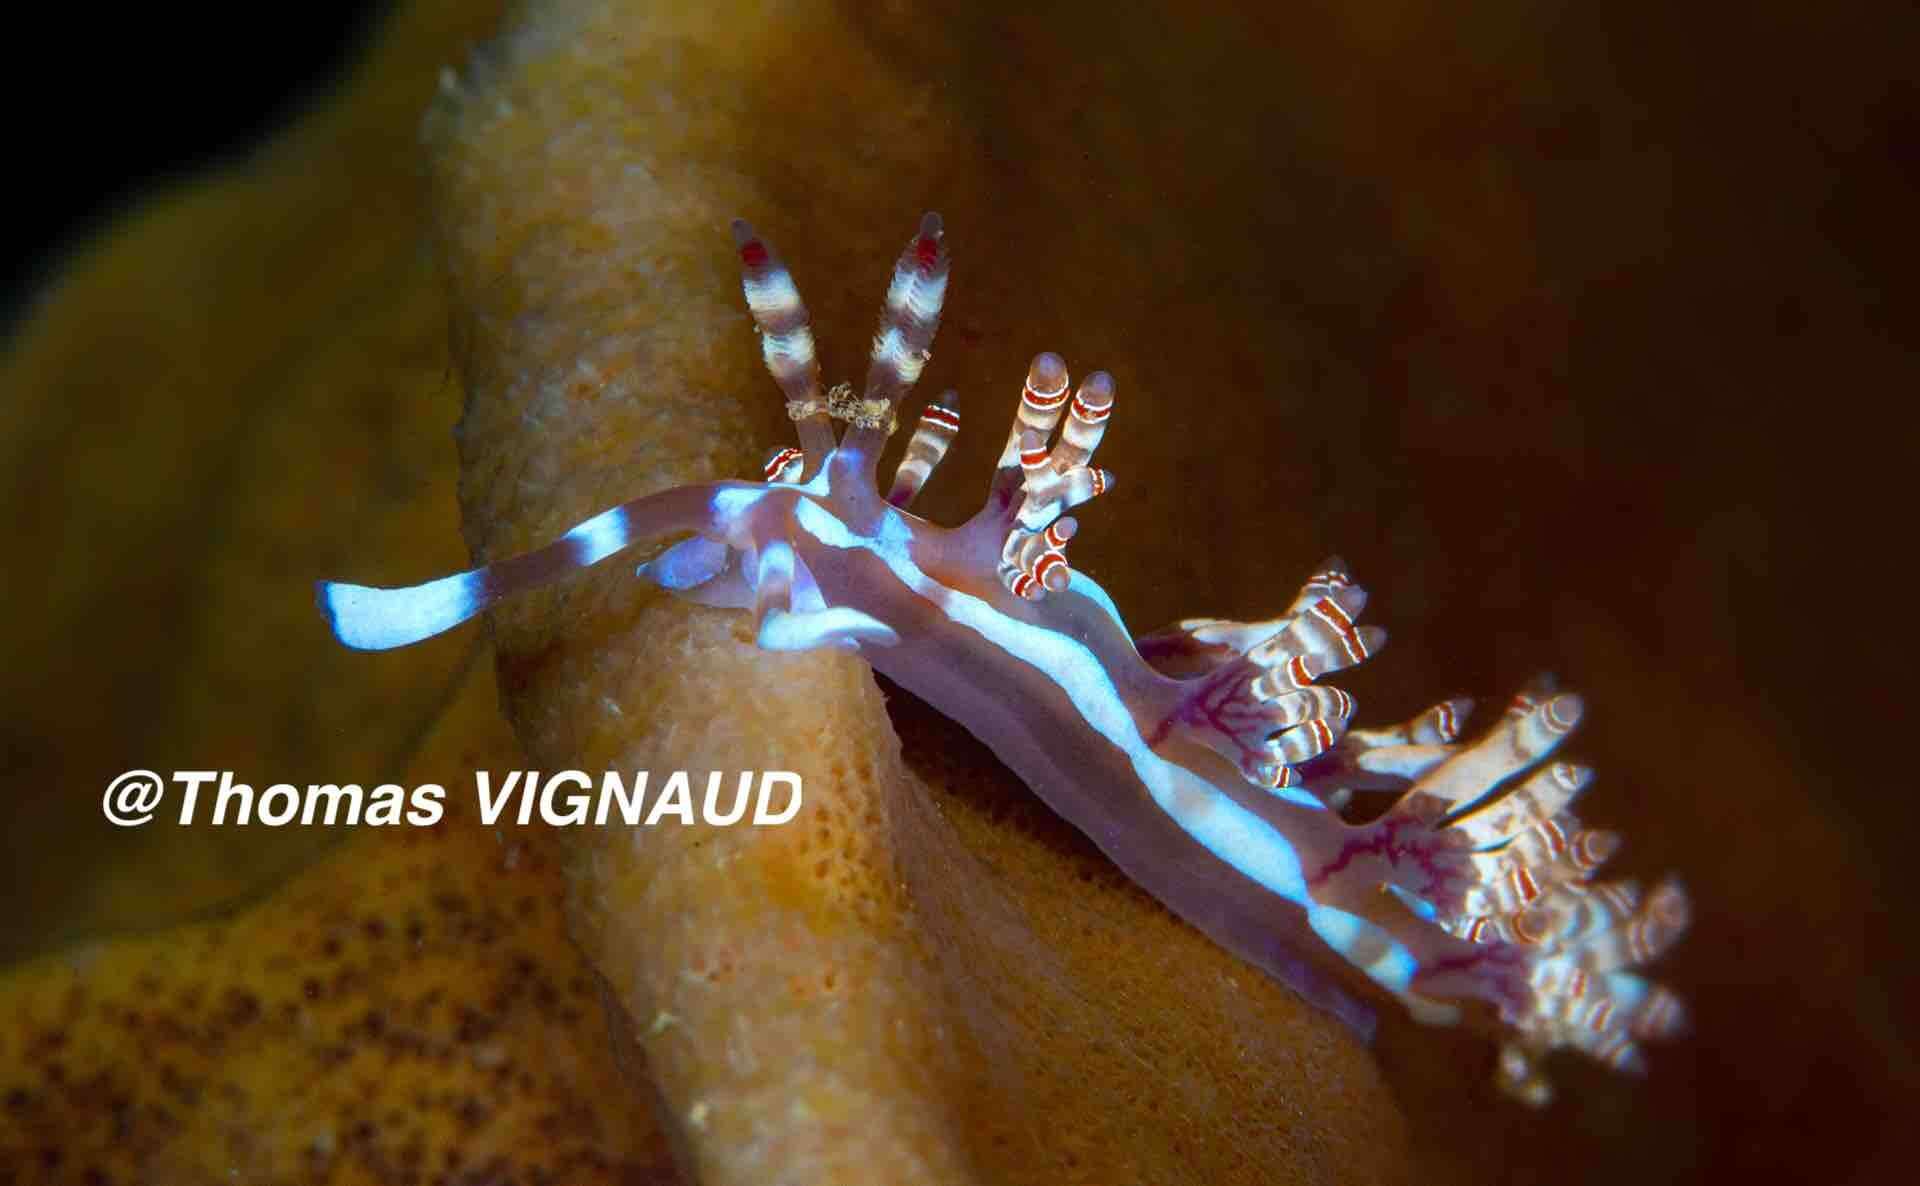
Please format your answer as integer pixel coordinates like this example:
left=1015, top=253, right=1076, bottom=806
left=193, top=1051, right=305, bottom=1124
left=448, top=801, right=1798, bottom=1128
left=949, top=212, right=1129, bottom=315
left=319, top=212, right=1688, bottom=1103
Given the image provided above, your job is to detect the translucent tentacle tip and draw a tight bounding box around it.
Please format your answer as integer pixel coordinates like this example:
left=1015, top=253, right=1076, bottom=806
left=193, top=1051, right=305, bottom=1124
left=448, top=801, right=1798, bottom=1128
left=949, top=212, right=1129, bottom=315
left=731, top=218, right=767, bottom=266
left=1027, top=350, right=1067, bottom=396
left=913, top=211, right=944, bottom=269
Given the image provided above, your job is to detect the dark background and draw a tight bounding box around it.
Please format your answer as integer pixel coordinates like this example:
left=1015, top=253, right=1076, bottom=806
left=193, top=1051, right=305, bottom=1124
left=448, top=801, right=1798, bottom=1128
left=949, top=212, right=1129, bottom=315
left=2, top=6, right=390, bottom=326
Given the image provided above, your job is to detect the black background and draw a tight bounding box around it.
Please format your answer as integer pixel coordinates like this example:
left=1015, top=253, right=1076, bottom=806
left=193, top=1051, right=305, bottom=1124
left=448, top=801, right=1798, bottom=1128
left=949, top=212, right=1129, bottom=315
left=3, top=5, right=390, bottom=325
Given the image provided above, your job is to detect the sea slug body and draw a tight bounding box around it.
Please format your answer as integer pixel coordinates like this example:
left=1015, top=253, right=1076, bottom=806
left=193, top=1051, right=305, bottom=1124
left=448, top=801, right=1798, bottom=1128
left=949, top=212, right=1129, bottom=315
left=319, top=212, right=1688, bottom=1104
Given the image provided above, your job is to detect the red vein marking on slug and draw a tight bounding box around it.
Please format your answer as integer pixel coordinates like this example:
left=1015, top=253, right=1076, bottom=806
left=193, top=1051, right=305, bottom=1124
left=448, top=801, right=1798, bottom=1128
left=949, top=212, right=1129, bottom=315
left=1307, top=815, right=1447, bottom=891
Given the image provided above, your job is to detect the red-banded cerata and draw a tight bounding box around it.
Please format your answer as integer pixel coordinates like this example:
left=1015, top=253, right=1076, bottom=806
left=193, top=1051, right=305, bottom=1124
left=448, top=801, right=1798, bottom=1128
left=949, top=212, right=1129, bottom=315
left=319, top=212, right=1689, bottom=1103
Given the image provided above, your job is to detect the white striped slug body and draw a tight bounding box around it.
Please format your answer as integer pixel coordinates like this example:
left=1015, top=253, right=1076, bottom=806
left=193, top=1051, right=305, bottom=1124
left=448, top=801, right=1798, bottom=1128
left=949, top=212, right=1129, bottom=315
left=319, top=213, right=1688, bottom=1104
